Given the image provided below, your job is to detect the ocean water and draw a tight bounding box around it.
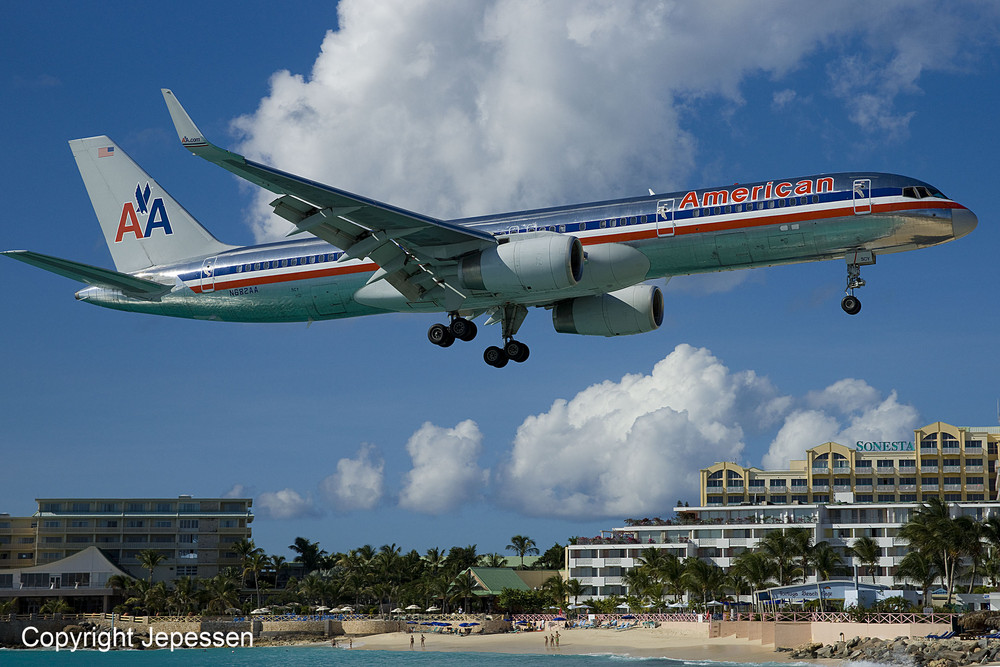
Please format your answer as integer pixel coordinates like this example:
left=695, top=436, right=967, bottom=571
left=0, top=646, right=806, bottom=666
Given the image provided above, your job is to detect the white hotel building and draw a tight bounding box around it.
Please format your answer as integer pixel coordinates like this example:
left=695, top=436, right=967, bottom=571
left=566, top=421, right=1000, bottom=600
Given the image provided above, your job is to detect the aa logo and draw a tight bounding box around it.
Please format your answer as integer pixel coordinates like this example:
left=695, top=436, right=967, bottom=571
left=115, top=182, right=173, bottom=242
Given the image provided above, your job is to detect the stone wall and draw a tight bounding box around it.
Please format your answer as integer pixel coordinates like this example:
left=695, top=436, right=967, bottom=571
left=716, top=620, right=954, bottom=648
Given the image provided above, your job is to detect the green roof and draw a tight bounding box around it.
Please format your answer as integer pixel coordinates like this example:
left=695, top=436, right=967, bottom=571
left=465, top=567, right=531, bottom=595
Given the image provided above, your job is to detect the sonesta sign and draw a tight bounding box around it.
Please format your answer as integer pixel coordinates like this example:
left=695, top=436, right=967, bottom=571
left=856, top=441, right=914, bottom=452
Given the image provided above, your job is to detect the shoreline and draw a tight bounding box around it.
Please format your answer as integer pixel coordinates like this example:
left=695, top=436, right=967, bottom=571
left=347, top=628, right=797, bottom=662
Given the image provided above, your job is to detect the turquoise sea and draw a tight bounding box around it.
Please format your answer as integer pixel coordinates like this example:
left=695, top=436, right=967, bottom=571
left=0, top=646, right=810, bottom=666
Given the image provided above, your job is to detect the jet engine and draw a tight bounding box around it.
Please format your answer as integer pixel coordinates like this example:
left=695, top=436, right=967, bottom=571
left=552, top=284, right=664, bottom=336
left=459, top=233, right=584, bottom=293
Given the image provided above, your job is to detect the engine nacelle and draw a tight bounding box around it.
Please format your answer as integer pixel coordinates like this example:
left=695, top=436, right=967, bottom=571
left=459, top=233, right=583, bottom=293
left=552, top=284, right=664, bottom=336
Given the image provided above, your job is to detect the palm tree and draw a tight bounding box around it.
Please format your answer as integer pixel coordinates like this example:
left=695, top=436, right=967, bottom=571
left=732, top=551, right=777, bottom=594
left=481, top=553, right=507, bottom=568
left=452, top=570, right=478, bottom=613
left=898, top=497, right=972, bottom=605
left=849, top=536, right=882, bottom=584
left=40, top=598, right=73, bottom=614
left=565, top=578, right=588, bottom=612
left=269, top=554, right=287, bottom=588
left=894, top=551, right=938, bottom=609
left=169, top=576, right=199, bottom=614
left=506, top=535, right=539, bottom=569
left=245, top=551, right=270, bottom=608
left=204, top=574, right=240, bottom=614
left=682, top=558, right=725, bottom=606
left=136, top=549, right=167, bottom=583
left=543, top=574, right=568, bottom=610
left=758, top=530, right=800, bottom=585
left=288, top=537, right=327, bottom=573
left=809, top=542, right=844, bottom=581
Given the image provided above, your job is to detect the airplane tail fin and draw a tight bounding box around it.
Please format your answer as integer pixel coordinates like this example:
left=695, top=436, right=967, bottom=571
left=69, top=136, right=234, bottom=273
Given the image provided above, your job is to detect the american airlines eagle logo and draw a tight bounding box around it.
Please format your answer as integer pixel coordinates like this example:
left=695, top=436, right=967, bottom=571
left=114, top=182, right=174, bottom=242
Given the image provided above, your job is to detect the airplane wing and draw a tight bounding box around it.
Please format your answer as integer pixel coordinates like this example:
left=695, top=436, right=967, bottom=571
left=162, top=89, right=495, bottom=309
left=2, top=250, right=173, bottom=300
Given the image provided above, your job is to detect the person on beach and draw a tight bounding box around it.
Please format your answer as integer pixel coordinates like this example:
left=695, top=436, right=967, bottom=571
left=420, top=633, right=425, bottom=647
left=410, top=635, right=414, bottom=649
left=545, top=635, right=549, bottom=648
left=555, top=631, right=560, bottom=647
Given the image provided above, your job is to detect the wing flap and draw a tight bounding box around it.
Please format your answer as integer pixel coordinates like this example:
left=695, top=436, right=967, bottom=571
left=3, top=250, right=173, bottom=300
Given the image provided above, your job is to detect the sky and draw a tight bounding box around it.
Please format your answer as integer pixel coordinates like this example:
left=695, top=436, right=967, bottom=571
left=2, top=1, right=1000, bottom=562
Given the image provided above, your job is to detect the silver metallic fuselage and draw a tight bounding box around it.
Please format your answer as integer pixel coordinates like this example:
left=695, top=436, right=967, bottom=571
left=75, top=172, right=977, bottom=322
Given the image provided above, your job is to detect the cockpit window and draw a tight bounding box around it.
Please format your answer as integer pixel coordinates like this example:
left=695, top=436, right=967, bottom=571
left=903, top=185, right=948, bottom=199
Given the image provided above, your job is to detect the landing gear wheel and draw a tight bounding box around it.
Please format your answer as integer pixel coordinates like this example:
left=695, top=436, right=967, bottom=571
left=450, top=318, right=477, bottom=342
left=484, top=346, right=509, bottom=368
left=841, top=295, right=862, bottom=315
left=504, top=339, right=530, bottom=363
left=428, top=323, right=455, bottom=347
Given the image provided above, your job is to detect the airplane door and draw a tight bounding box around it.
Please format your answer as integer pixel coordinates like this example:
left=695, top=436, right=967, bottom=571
left=853, top=178, right=872, bottom=215
left=201, top=257, right=217, bottom=293
left=656, top=199, right=675, bottom=237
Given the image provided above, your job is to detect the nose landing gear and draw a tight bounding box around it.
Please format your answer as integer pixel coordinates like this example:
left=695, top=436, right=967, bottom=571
left=841, top=250, right=874, bottom=315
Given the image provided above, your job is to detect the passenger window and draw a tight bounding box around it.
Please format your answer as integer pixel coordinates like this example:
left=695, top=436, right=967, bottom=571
left=558, top=225, right=566, bottom=233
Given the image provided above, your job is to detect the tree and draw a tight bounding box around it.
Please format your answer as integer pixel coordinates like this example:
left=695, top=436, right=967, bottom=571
left=245, top=550, right=270, bottom=608
left=809, top=541, right=845, bottom=582
left=682, top=558, right=726, bottom=606
left=452, top=570, right=478, bottom=613
left=535, top=543, right=566, bottom=570
left=542, top=574, right=568, bottom=609
left=894, top=551, right=938, bottom=609
left=288, top=537, right=327, bottom=574
left=506, top=535, right=539, bottom=569
left=758, top=530, right=800, bottom=585
left=137, top=549, right=167, bottom=583
left=849, top=536, right=882, bottom=584
left=269, top=554, right=287, bottom=588
left=898, top=497, right=972, bottom=605
left=565, top=578, right=588, bottom=611
left=731, top=551, right=776, bottom=594
left=481, top=553, right=507, bottom=568
left=204, top=574, right=240, bottom=614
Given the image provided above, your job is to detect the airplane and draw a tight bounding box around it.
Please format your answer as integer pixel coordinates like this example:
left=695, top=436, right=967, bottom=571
left=3, top=89, right=978, bottom=368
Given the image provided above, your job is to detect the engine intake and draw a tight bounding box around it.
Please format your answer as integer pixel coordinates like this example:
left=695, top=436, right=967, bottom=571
left=459, top=233, right=583, bottom=293
left=552, top=284, right=664, bottom=336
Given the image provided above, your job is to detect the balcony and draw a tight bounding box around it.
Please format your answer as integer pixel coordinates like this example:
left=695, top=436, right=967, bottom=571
left=768, top=485, right=787, bottom=493
left=876, top=485, right=896, bottom=492
left=967, top=484, right=985, bottom=492
left=855, top=484, right=873, bottom=491
left=943, top=484, right=962, bottom=492
left=876, top=466, right=896, bottom=475
left=966, top=466, right=985, bottom=474
left=922, top=466, right=940, bottom=474
left=923, top=484, right=940, bottom=491
left=811, top=467, right=829, bottom=475
left=725, top=486, right=745, bottom=494
left=899, top=484, right=917, bottom=492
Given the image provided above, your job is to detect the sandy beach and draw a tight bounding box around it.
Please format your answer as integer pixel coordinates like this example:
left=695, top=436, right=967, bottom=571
left=351, top=628, right=793, bottom=661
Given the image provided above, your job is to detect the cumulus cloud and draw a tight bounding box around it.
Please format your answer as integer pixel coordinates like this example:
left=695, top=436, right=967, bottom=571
left=319, top=443, right=385, bottom=511
left=256, top=489, right=320, bottom=520
left=761, top=380, right=919, bottom=469
left=228, top=0, right=986, bottom=242
left=399, top=420, right=489, bottom=514
left=494, top=344, right=787, bottom=518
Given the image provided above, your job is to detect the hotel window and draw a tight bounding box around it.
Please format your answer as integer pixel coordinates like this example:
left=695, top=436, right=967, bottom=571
left=749, top=479, right=765, bottom=488
left=17, top=553, right=33, bottom=560
left=99, top=520, right=118, bottom=528
left=899, top=477, right=916, bottom=486
left=154, top=520, right=172, bottom=528
left=154, top=503, right=173, bottom=512
left=126, top=520, right=144, bottom=528
left=177, top=566, right=198, bottom=577
left=178, top=534, right=198, bottom=544
left=856, top=460, right=872, bottom=468
left=791, top=479, right=808, bottom=487
left=968, top=477, right=984, bottom=485
left=179, top=519, right=199, bottom=529
left=834, top=478, right=851, bottom=487
left=707, top=479, right=722, bottom=488
left=856, top=495, right=874, bottom=502
left=921, top=477, right=937, bottom=485
left=43, top=520, right=60, bottom=528
left=944, top=477, right=962, bottom=485
left=899, top=494, right=917, bottom=502
left=17, top=537, right=34, bottom=544
left=812, top=495, right=829, bottom=502
left=99, top=503, right=119, bottom=512
left=969, top=494, right=985, bottom=501
left=150, top=535, right=173, bottom=543
left=66, top=536, right=92, bottom=543
left=727, top=495, right=743, bottom=504
left=40, top=503, right=61, bottom=512
left=43, top=536, right=62, bottom=543
left=989, top=443, right=998, bottom=455
left=769, top=479, right=786, bottom=487
left=70, top=520, right=89, bottom=528
left=126, top=503, right=145, bottom=512
left=878, top=495, right=896, bottom=502
left=70, top=502, right=89, bottom=512
left=876, top=460, right=894, bottom=469
left=124, top=535, right=145, bottom=543
left=899, top=460, right=916, bottom=469
left=0, top=574, right=11, bottom=588
left=220, top=519, right=238, bottom=528
left=61, top=573, right=90, bottom=587
left=968, top=459, right=983, bottom=467
left=945, top=494, right=962, bottom=501
left=771, top=496, right=787, bottom=504
left=921, top=436, right=938, bottom=451
left=179, top=503, right=200, bottom=513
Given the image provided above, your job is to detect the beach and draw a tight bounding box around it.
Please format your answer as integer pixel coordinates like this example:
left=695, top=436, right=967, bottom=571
left=352, top=627, right=793, bottom=661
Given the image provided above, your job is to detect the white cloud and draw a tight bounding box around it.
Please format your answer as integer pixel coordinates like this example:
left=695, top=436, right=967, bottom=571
left=319, top=443, right=385, bottom=511
left=399, top=420, right=489, bottom=514
left=229, top=0, right=988, bottom=242
left=762, top=380, right=919, bottom=469
left=222, top=483, right=254, bottom=499
left=256, top=489, right=319, bottom=520
left=494, top=344, right=786, bottom=518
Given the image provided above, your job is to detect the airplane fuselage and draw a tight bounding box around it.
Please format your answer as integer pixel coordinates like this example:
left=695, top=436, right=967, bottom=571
left=76, top=171, right=974, bottom=323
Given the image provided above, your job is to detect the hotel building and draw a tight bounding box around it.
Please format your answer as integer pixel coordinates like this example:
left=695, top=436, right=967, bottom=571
left=0, top=495, right=253, bottom=585
left=566, top=421, right=1000, bottom=600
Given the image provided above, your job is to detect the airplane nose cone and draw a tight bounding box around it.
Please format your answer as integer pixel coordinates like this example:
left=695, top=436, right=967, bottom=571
left=952, top=208, right=978, bottom=239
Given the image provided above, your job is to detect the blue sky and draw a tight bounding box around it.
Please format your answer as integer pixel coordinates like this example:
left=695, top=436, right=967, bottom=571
left=2, top=1, right=999, bottom=561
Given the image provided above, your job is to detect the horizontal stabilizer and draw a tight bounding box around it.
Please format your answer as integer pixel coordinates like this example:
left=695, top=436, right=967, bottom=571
left=2, top=250, right=172, bottom=300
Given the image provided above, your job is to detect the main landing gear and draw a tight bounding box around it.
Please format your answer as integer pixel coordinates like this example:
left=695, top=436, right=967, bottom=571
left=427, top=305, right=531, bottom=368
left=841, top=250, right=875, bottom=316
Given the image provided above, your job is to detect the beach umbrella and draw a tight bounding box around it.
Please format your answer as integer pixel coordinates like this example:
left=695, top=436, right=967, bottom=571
left=668, top=601, right=686, bottom=608
left=406, top=604, right=422, bottom=610
left=224, top=608, right=242, bottom=615
left=315, top=606, right=331, bottom=612
left=705, top=600, right=723, bottom=606
left=426, top=606, right=441, bottom=612
left=552, top=616, right=567, bottom=621
left=250, top=608, right=271, bottom=615
left=390, top=608, right=404, bottom=613
left=468, top=622, right=480, bottom=626
left=420, top=621, right=434, bottom=625
left=621, top=615, right=635, bottom=619
left=406, top=621, right=417, bottom=624
left=459, top=622, right=472, bottom=627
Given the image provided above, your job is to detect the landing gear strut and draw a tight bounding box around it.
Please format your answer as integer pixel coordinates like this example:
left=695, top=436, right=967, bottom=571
left=484, top=304, right=530, bottom=368
left=841, top=250, right=874, bottom=315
